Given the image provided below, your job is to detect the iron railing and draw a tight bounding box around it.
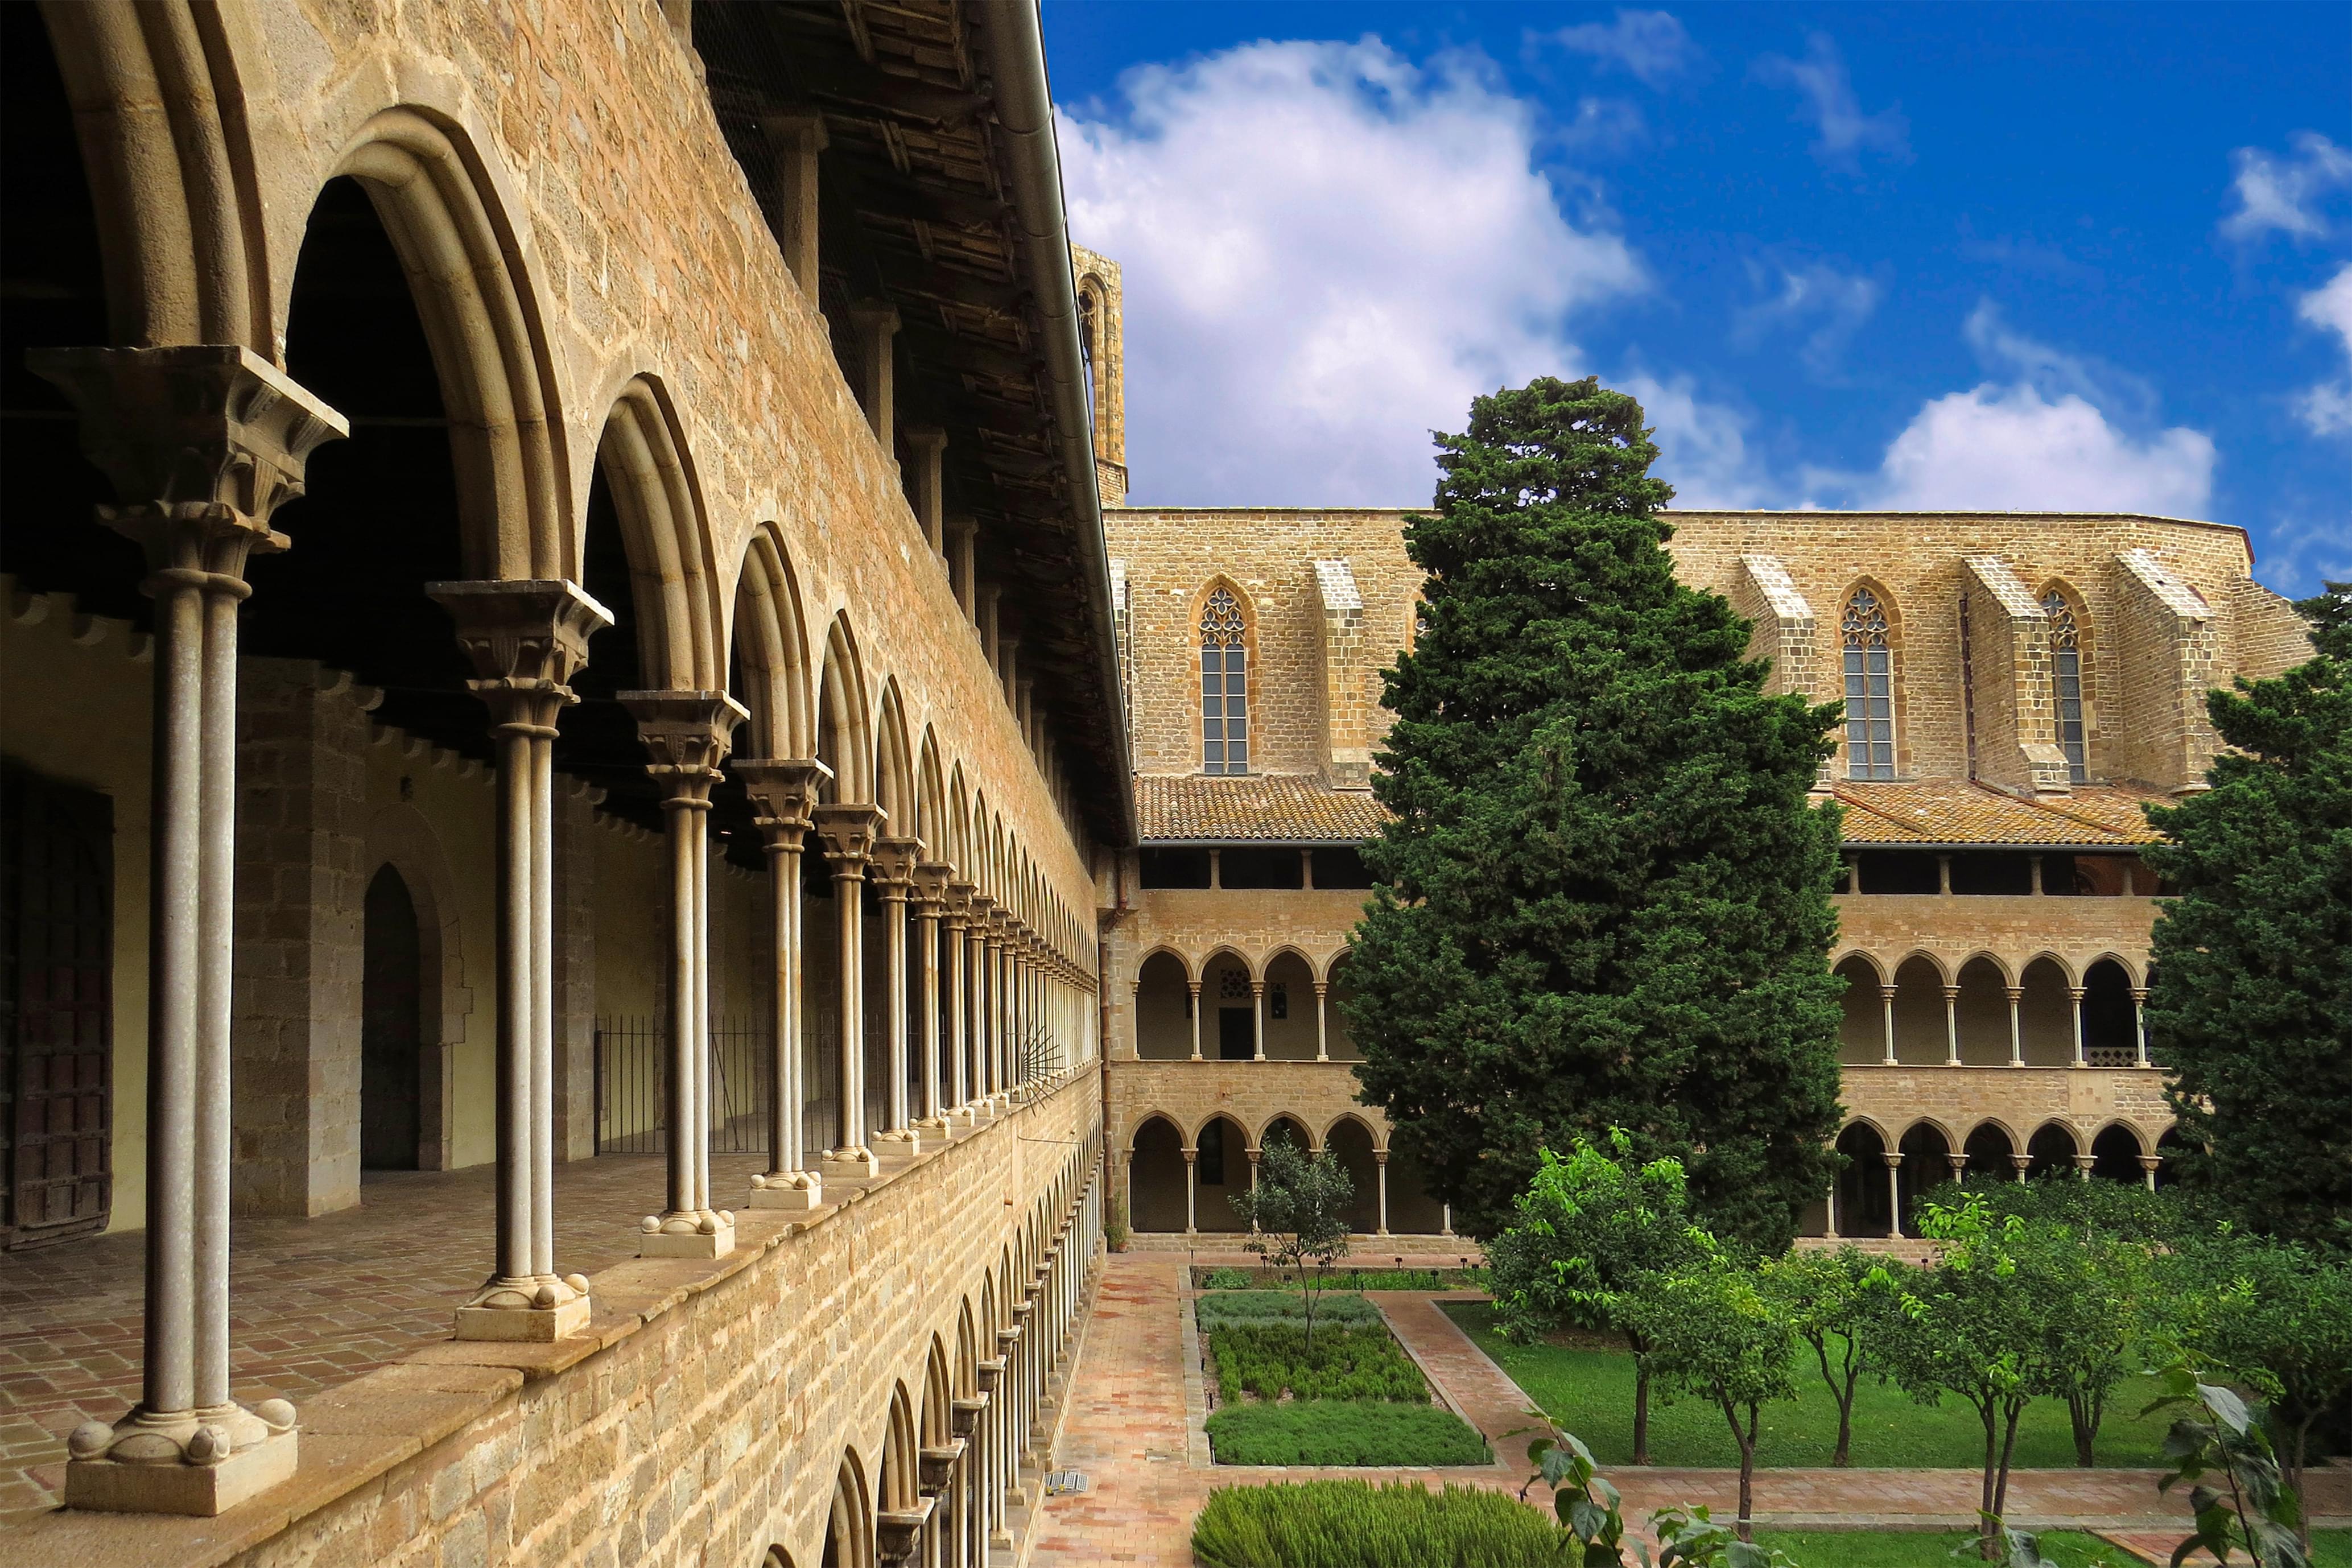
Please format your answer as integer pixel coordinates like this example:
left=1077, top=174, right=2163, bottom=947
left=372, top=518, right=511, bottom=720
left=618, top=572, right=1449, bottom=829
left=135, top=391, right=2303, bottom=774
left=594, top=1013, right=843, bottom=1156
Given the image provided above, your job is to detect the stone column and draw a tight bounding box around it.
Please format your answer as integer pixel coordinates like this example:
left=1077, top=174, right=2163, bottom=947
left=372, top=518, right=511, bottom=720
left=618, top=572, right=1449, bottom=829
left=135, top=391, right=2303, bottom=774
left=947, top=882, right=976, bottom=1116
left=975, top=1358, right=1006, bottom=1548
left=947, top=515, right=977, bottom=621
left=1947, top=1153, right=1970, bottom=1185
left=850, top=301, right=900, bottom=447
left=2006, top=985, right=2025, bottom=1067
left=1245, top=1147, right=1261, bottom=1232
left=2011, top=1153, right=2032, bottom=1184
left=2068, top=985, right=2087, bottom=1067
left=1824, top=1178, right=1839, bottom=1239
left=1942, top=985, right=1961, bottom=1066
left=1187, top=981, right=1203, bottom=1061
left=991, top=913, right=1014, bottom=1098
left=1375, top=1151, right=1390, bottom=1236
left=2131, top=987, right=2151, bottom=1067
left=870, top=836, right=922, bottom=1154
left=1314, top=981, right=1330, bottom=1061
left=950, top=1394, right=986, bottom=1566
left=37, top=344, right=346, bottom=1515
left=622, top=691, right=748, bottom=1260
left=2073, top=1152, right=2095, bottom=1182
left=736, top=759, right=831, bottom=1212
left=1879, top=984, right=1899, bottom=1065
left=1442, top=1204, right=1455, bottom=1237
left=1884, top=1152, right=1904, bottom=1237
left=913, top=861, right=951, bottom=1133
left=814, top=804, right=885, bottom=1176
left=1184, top=1148, right=1199, bottom=1233
left=905, top=427, right=947, bottom=554
left=2139, top=1154, right=2161, bottom=1192
left=1251, top=979, right=1266, bottom=1061
left=995, top=1326, right=1024, bottom=1531
left=758, top=113, right=827, bottom=294
left=429, top=581, right=611, bottom=1338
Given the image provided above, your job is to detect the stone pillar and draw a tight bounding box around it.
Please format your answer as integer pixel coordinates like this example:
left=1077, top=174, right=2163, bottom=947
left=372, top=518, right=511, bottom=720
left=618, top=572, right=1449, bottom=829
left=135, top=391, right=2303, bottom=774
left=2011, top=1153, right=2032, bottom=1185
left=551, top=779, right=600, bottom=1163
left=36, top=344, right=346, bottom=1515
left=814, top=803, right=885, bottom=1177
left=1824, top=1178, right=1839, bottom=1239
left=1375, top=1151, right=1390, bottom=1236
left=2068, top=985, right=2087, bottom=1067
left=950, top=1395, right=985, bottom=1566
left=1314, top=981, right=1330, bottom=1061
left=1947, top=1153, right=1970, bottom=1184
left=870, top=836, right=922, bottom=1154
left=1942, top=985, right=1961, bottom=1066
left=2140, top=1154, right=2161, bottom=1192
left=1879, top=984, right=1898, bottom=1065
left=2131, top=987, right=2151, bottom=1067
left=2073, top=1152, right=2095, bottom=1182
left=1251, top=979, right=1266, bottom=1061
left=1883, top=1152, right=1904, bottom=1238
left=1442, top=1204, right=1454, bottom=1237
left=428, top=581, right=611, bottom=1343
left=1187, top=981, right=1203, bottom=1061
left=1245, top=1146, right=1261, bottom=1232
left=905, top=427, right=947, bottom=553
left=736, top=759, right=830, bottom=1212
left=1184, top=1149, right=1198, bottom=1233
left=913, top=863, right=951, bottom=1131
left=947, top=515, right=977, bottom=620
left=2006, top=985, right=2025, bottom=1067
left=995, top=1327, right=1023, bottom=1530
left=851, top=301, right=900, bottom=448
left=759, top=113, right=827, bottom=294
left=975, top=1359, right=1006, bottom=1548
left=947, top=882, right=976, bottom=1116
left=622, top=691, right=749, bottom=1261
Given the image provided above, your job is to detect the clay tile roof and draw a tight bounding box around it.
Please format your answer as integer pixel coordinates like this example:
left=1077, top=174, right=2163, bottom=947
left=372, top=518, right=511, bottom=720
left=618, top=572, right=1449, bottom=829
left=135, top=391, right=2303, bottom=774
left=1135, top=775, right=1389, bottom=843
left=1830, top=782, right=2167, bottom=848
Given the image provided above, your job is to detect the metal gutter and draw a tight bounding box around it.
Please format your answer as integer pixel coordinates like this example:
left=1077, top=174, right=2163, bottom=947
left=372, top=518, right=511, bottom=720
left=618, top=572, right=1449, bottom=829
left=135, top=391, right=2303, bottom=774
left=984, top=0, right=1138, bottom=846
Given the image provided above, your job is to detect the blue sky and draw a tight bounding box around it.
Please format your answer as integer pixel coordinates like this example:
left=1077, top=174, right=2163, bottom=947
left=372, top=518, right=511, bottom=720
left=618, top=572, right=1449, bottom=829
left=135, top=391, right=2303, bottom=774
left=1042, top=2, right=2351, bottom=594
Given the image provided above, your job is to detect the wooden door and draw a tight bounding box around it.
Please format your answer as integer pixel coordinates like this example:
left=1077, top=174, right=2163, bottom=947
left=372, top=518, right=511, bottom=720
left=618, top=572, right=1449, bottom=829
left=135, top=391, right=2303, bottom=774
left=1, top=763, right=113, bottom=1248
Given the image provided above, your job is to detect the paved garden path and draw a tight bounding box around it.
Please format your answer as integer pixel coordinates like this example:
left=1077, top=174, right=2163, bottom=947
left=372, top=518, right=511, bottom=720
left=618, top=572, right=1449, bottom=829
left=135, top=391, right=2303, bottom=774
left=1025, top=1252, right=2349, bottom=1566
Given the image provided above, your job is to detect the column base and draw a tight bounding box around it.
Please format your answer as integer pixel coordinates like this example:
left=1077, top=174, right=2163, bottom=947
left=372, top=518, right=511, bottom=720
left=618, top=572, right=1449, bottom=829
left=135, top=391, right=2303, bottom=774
left=453, top=1273, right=593, bottom=1341
left=824, top=1145, right=881, bottom=1178
left=914, top=1115, right=952, bottom=1136
left=954, top=1105, right=981, bottom=1125
left=874, top=1127, right=923, bottom=1156
left=639, top=1210, right=737, bottom=1259
left=64, top=1403, right=298, bottom=1517
left=748, top=1171, right=825, bottom=1210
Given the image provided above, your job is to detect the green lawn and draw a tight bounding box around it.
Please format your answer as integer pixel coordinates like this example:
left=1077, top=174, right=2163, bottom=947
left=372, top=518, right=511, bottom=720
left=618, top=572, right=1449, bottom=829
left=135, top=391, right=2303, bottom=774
left=1755, top=1532, right=2147, bottom=1568
left=1444, top=1301, right=2172, bottom=1470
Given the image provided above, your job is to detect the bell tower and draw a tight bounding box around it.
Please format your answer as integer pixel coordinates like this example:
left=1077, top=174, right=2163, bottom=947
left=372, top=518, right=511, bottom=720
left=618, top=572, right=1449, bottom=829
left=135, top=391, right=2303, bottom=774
left=1071, top=244, right=1127, bottom=506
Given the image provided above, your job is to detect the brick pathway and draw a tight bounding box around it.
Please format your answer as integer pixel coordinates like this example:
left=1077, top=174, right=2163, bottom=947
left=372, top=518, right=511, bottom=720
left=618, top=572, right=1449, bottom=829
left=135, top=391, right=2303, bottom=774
left=1024, top=1253, right=2350, bottom=1566
left=0, top=1153, right=765, bottom=1520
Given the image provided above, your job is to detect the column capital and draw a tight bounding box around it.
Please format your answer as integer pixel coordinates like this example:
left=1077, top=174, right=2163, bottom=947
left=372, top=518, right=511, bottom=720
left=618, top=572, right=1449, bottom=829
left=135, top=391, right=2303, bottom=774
left=849, top=299, right=903, bottom=337
left=733, top=757, right=831, bottom=849
left=912, top=860, right=954, bottom=911
left=619, top=690, right=748, bottom=804
left=30, top=343, right=349, bottom=578
left=946, top=878, right=979, bottom=918
left=903, top=424, right=948, bottom=458
left=812, top=802, right=886, bottom=868
left=430, top=578, right=616, bottom=732
left=869, top=835, right=922, bottom=892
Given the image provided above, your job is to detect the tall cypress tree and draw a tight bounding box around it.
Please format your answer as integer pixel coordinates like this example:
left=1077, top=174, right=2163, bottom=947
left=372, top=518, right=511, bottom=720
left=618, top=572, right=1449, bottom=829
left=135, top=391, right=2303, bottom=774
left=1341, top=377, right=1846, bottom=1253
left=2143, top=584, right=2351, bottom=1247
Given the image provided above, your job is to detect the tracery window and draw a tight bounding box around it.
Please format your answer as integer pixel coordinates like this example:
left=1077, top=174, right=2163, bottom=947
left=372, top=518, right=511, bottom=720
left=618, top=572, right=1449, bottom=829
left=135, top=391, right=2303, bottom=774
left=2042, top=590, right=2087, bottom=783
left=1200, top=587, right=1249, bottom=774
left=1841, top=587, right=1896, bottom=780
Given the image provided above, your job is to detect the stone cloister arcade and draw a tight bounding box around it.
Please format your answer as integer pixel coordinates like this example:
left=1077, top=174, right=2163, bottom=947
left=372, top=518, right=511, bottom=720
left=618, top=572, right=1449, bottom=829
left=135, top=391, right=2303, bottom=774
left=1120, top=1108, right=1450, bottom=1239
left=1128, top=943, right=1363, bottom=1062
left=1830, top=946, right=2151, bottom=1068
left=1825, top=1113, right=2179, bottom=1239
left=2, top=0, right=1120, bottom=1559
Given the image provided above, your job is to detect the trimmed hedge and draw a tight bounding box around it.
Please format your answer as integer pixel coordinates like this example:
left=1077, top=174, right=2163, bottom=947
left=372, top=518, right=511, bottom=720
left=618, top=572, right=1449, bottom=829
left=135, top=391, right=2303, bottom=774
left=1193, top=1480, right=1561, bottom=1566
left=1204, top=1403, right=1494, bottom=1467
left=1195, top=1290, right=1385, bottom=1327
left=1208, top=1321, right=1429, bottom=1404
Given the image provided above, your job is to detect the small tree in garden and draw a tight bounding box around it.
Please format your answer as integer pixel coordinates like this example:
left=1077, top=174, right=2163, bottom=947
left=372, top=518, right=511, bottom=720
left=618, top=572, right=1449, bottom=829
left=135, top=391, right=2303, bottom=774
left=1487, top=1132, right=1714, bottom=1463
left=2020, top=1220, right=2148, bottom=1467
left=1621, top=1259, right=1799, bottom=1541
left=1757, top=1244, right=1895, bottom=1467
left=2177, top=1237, right=2352, bottom=1538
left=1873, top=1196, right=2057, bottom=1560
left=1229, top=1136, right=1354, bottom=1352
left=2142, top=583, right=2352, bottom=1248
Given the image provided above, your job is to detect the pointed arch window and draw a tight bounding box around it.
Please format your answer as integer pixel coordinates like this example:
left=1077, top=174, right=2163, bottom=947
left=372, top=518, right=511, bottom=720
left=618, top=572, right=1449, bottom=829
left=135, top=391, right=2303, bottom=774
left=1200, top=587, right=1249, bottom=774
left=1841, top=587, right=1896, bottom=780
left=2042, top=590, right=2087, bottom=783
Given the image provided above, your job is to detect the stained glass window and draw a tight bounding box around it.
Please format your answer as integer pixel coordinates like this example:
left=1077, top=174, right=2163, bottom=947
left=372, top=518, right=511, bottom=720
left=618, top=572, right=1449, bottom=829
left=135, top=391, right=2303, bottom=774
left=2042, top=590, right=2086, bottom=783
left=1841, top=587, right=1896, bottom=780
left=1200, top=587, right=1249, bottom=774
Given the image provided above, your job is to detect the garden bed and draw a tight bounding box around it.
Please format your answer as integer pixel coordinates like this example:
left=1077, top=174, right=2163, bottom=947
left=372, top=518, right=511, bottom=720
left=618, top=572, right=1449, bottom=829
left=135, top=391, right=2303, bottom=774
left=1192, top=1264, right=1485, bottom=1291
left=1443, top=1300, right=2173, bottom=1469
left=1192, top=1479, right=1574, bottom=1567
left=1196, top=1291, right=1490, bottom=1466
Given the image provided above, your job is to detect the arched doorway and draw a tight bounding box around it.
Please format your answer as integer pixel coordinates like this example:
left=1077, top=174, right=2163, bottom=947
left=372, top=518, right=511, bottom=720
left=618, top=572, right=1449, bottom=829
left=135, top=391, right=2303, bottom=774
left=1133, top=952, right=1192, bottom=1059
left=2027, top=1122, right=2080, bottom=1182
left=1835, top=1124, right=1891, bottom=1237
left=1127, top=1116, right=1187, bottom=1233
left=1261, top=951, right=1317, bottom=1060
left=2082, top=959, right=2138, bottom=1066
left=1889, top=955, right=1946, bottom=1064
left=1963, top=1123, right=2017, bottom=1185
left=1833, top=956, right=1885, bottom=1063
left=2090, top=1125, right=2144, bottom=1183
left=2018, top=957, right=2074, bottom=1064
left=1953, top=956, right=2010, bottom=1064
left=1895, top=1123, right=1954, bottom=1236
left=1195, top=1115, right=1248, bottom=1232
left=362, top=864, right=425, bottom=1171
left=1324, top=1119, right=1380, bottom=1234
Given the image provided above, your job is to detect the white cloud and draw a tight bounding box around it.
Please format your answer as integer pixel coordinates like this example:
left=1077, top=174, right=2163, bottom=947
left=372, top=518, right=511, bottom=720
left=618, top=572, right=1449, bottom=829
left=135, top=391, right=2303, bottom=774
left=2293, top=262, right=2352, bottom=436
left=1618, top=372, right=1775, bottom=508
left=1750, top=34, right=1908, bottom=172
left=2220, top=131, right=2352, bottom=243
left=1059, top=39, right=1643, bottom=506
left=1540, top=10, right=1699, bottom=88
left=1824, top=307, right=2216, bottom=517
left=1733, top=261, right=1882, bottom=377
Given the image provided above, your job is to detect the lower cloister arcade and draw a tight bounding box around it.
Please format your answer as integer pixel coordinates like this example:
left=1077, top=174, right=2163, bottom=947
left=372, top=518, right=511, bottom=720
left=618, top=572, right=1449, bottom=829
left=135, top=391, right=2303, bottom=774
left=1824, top=1115, right=2172, bottom=1238
left=1121, top=1111, right=1452, bottom=1238
left=1127, top=946, right=1361, bottom=1062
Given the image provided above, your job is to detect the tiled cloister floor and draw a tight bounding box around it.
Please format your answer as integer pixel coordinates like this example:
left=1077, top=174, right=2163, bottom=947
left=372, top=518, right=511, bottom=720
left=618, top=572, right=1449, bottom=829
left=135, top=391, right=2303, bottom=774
left=1026, top=1251, right=2351, bottom=1566
left=0, top=1152, right=765, bottom=1520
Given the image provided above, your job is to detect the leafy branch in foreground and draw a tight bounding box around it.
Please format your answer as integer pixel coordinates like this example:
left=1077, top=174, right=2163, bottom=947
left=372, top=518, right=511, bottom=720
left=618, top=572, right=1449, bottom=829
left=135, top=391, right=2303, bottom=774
left=2144, top=1365, right=2310, bottom=1568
